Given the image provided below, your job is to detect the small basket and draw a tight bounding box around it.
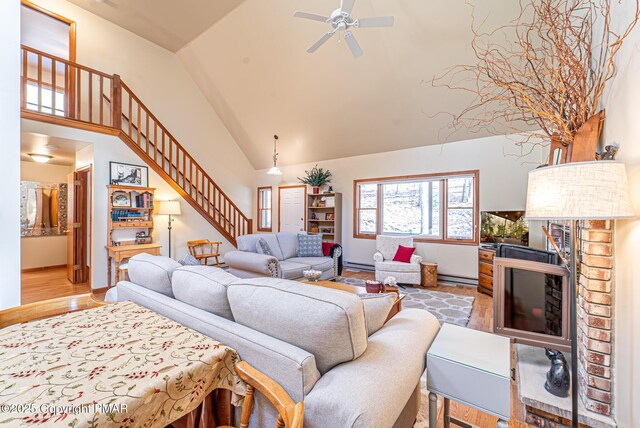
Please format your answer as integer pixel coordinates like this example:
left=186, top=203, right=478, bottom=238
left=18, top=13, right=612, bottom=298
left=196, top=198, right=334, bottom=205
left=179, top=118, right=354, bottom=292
left=421, top=262, right=438, bottom=287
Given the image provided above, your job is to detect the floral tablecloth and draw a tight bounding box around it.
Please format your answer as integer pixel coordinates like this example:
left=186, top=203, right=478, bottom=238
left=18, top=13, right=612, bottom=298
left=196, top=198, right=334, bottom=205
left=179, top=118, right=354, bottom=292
left=0, top=301, right=245, bottom=427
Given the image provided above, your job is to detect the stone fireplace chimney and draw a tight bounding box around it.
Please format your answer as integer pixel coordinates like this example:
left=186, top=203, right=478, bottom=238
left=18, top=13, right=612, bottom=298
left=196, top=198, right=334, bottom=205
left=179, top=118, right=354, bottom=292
left=577, top=220, right=614, bottom=416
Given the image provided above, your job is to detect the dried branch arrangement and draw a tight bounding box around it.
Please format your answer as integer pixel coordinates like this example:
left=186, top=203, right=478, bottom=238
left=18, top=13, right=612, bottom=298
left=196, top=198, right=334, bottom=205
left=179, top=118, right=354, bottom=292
left=433, top=0, right=640, bottom=148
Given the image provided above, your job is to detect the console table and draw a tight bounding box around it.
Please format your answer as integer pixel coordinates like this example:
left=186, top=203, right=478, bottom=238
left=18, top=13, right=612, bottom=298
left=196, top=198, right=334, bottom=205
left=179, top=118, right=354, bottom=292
left=427, top=324, right=511, bottom=427
left=106, top=243, right=161, bottom=287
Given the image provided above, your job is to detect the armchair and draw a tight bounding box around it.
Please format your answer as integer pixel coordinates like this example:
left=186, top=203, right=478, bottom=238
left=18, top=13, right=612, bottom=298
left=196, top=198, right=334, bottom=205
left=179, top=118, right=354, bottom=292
left=373, top=235, right=422, bottom=285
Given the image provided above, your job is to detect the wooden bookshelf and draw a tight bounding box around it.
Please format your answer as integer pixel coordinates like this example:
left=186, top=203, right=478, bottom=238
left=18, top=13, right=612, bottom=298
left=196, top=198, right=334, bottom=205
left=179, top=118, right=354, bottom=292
left=307, top=192, right=342, bottom=245
left=107, top=185, right=156, bottom=247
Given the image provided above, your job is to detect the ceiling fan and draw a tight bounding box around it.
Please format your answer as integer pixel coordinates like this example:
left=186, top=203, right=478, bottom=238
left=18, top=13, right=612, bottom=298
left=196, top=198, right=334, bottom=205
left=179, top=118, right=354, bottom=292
left=293, top=0, right=394, bottom=58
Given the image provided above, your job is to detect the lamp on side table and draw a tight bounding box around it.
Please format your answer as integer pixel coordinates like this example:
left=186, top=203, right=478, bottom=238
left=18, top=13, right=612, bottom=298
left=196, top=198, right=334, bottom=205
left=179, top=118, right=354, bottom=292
left=157, top=200, right=181, bottom=259
left=525, top=161, right=633, bottom=428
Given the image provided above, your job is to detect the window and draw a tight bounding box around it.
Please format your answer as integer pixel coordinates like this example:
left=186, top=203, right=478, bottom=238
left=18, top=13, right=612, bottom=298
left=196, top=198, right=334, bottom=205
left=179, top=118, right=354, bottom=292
left=25, top=82, right=65, bottom=116
left=354, top=171, right=479, bottom=244
left=257, top=187, right=272, bottom=232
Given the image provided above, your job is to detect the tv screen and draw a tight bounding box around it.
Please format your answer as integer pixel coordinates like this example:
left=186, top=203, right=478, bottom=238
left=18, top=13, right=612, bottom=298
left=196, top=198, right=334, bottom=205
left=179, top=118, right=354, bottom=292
left=481, top=211, right=529, bottom=246
left=494, top=258, right=571, bottom=352
left=503, top=267, right=564, bottom=337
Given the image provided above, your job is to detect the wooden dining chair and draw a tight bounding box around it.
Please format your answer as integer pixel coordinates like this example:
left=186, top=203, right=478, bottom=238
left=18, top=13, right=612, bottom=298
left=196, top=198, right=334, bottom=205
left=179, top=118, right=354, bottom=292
left=187, top=240, right=222, bottom=267
left=219, top=361, right=304, bottom=428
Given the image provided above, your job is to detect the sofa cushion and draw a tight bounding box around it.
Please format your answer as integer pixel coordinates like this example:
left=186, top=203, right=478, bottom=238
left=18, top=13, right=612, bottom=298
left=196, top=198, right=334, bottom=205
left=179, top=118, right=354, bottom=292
left=375, top=260, right=421, bottom=273
left=127, top=253, right=181, bottom=297
left=237, top=234, right=284, bottom=260
left=280, top=261, right=311, bottom=280
left=277, top=232, right=299, bottom=260
left=171, top=266, right=238, bottom=320
left=178, top=253, right=200, bottom=266
left=227, top=278, right=368, bottom=374
left=297, top=233, right=323, bottom=257
left=361, top=293, right=397, bottom=336
left=256, top=238, right=273, bottom=256
left=287, top=257, right=333, bottom=272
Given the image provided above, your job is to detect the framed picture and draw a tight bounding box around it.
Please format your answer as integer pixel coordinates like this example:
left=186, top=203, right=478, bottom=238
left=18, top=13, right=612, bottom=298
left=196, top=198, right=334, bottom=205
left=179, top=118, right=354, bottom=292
left=112, top=191, right=131, bottom=207
left=110, top=161, right=148, bottom=187
left=326, top=213, right=335, bottom=221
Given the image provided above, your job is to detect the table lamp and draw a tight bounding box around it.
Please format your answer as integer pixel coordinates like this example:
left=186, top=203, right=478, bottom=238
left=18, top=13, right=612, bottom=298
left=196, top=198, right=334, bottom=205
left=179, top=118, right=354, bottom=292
left=525, top=161, right=633, bottom=427
left=157, top=200, right=181, bottom=258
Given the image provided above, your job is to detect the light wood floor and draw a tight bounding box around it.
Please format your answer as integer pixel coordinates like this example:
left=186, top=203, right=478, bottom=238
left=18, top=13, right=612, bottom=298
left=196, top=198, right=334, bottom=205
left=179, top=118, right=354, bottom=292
left=21, top=266, right=92, bottom=305
left=341, top=270, right=530, bottom=428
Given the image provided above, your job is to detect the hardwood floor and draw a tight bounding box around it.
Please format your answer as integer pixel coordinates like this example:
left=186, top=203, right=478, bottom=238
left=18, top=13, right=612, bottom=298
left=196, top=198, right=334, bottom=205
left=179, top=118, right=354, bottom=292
left=21, top=266, right=92, bottom=305
left=341, top=270, right=531, bottom=428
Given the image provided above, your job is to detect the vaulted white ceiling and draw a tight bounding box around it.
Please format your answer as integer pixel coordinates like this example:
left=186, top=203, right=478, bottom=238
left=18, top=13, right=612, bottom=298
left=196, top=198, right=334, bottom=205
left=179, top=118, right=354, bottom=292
left=177, top=0, right=524, bottom=169
left=66, top=0, right=524, bottom=169
left=65, top=0, right=246, bottom=52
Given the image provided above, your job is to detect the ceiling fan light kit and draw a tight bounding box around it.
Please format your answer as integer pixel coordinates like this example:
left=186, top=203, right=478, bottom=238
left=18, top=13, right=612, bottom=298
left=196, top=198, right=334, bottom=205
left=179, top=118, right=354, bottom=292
left=294, top=0, right=394, bottom=58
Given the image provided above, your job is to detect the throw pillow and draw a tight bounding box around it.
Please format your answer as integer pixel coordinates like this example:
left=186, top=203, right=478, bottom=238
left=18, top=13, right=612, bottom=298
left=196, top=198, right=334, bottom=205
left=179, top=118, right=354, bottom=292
left=178, top=254, right=200, bottom=266
left=256, top=238, right=274, bottom=256
left=297, top=233, right=323, bottom=257
left=360, top=293, right=397, bottom=336
left=322, top=241, right=334, bottom=257
left=393, top=245, right=415, bottom=263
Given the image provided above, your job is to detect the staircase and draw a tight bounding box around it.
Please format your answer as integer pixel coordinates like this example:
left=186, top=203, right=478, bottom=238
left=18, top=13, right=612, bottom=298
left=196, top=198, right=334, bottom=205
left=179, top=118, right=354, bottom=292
left=20, top=45, right=252, bottom=246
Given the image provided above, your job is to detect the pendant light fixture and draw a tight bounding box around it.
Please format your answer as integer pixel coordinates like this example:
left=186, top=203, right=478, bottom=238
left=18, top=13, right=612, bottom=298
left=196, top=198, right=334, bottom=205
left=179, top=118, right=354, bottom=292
left=267, top=134, right=283, bottom=175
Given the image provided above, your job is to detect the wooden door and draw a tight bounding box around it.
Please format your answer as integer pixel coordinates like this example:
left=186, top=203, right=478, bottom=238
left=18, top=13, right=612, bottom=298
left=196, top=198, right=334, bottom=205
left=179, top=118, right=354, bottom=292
left=279, top=186, right=306, bottom=232
left=67, top=169, right=89, bottom=283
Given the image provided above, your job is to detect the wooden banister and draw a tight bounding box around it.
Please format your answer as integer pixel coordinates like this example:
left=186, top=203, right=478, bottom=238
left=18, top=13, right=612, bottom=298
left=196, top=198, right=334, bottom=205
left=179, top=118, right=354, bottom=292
left=20, top=45, right=252, bottom=246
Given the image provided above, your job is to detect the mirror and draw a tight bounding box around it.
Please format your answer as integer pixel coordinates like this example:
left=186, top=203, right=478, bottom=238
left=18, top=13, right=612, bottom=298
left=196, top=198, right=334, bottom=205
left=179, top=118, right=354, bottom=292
left=20, top=181, right=68, bottom=237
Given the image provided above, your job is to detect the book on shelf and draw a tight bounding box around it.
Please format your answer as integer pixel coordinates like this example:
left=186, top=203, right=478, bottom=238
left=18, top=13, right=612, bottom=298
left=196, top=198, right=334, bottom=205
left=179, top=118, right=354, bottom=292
left=131, top=192, right=154, bottom=208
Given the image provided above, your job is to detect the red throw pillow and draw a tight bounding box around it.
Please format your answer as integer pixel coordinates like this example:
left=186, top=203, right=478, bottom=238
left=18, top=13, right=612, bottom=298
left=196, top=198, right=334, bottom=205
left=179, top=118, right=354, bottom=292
left=393, top=245, right=415, bottom=263
left=322, top=242, right=334, bottom=257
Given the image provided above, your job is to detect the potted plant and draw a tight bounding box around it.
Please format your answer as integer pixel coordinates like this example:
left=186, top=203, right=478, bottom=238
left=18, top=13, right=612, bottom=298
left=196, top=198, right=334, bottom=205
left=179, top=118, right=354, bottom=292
left=298, top=165, right=332, bottom=194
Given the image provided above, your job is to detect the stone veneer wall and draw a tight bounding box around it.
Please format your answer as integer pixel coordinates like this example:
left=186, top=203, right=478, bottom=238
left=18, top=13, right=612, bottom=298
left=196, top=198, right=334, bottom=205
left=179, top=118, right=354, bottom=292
left=577, top=220, right=614, bottom=416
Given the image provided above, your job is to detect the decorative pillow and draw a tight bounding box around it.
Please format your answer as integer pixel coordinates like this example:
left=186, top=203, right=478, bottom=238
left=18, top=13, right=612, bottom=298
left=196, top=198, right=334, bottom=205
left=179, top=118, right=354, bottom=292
left=178, top=254, right=200, bottom=266
left=393, top=245, right=416, bottom=263
left=360, top=293, right=397, bottom=336
left=322, top=242, right=334, bottom=257
left=297, top=233, right=323, bottom=257
left=256, top=238, right=274, bottom=256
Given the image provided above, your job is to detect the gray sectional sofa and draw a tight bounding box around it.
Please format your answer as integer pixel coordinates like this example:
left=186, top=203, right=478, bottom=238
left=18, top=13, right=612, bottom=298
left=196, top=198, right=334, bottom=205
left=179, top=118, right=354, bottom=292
left=224, top=232, right=341, bottom=280
left=109, top=253, right=441, bottom=428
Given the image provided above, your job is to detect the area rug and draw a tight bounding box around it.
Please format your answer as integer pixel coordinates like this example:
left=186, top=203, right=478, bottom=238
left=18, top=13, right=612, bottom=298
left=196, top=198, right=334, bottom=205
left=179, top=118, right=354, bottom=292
left=336, top=277, right=475, bottom=327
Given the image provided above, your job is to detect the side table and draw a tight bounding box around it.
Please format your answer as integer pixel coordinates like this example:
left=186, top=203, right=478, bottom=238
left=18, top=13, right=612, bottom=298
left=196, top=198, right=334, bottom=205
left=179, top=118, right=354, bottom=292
left=427, top=324, right=511, bottom=428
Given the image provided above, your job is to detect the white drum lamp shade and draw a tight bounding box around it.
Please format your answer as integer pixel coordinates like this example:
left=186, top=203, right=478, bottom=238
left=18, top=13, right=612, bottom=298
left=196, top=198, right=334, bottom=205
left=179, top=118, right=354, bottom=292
left=157, top=200, right=181, bottom=216
left=526, top=161, right=634, bottom=220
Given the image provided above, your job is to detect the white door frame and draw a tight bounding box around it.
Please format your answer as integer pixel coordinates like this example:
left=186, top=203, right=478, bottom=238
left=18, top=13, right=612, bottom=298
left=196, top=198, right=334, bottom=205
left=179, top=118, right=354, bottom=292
left=278, top=185, right=307, bottom=232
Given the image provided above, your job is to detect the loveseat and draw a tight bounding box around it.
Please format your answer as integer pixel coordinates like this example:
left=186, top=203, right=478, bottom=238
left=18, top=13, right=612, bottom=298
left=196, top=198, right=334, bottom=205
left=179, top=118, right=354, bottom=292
left=225, top=232, right=341, bottom=280
left=109, top=253, right=441, bottom=428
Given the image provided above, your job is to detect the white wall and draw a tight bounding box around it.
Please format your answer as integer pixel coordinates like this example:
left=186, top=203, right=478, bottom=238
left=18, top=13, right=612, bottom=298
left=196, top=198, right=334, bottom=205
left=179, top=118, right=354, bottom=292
left=0, top=0, right=21, bottom=310
left=255, top=135, right=546, bottom=278
left=27, top=0, right=255, bottom=215
left=23, top=119, right=240, bottom=289
left=598, top=3, right=640, bottom=425
left=20, top=161, right=73, bottom=270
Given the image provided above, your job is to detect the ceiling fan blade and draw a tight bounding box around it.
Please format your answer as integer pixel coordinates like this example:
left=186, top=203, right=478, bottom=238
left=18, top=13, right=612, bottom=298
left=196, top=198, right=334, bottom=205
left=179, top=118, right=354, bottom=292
left=344, top=31, right=363, bottom=58
left=341, top=0, right=356, bottom=15
left=307, top=32, right=335, bottom=53
left=356, top=16, right=395, bottom=28
left=293, top=11, right=330, bottom=23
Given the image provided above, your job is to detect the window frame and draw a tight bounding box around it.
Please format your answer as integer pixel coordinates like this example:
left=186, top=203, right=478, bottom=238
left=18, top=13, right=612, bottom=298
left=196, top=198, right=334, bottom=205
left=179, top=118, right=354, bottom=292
left=257, top=186, right=273, bottom=232
left=353, top=170, right=480, bottom=245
